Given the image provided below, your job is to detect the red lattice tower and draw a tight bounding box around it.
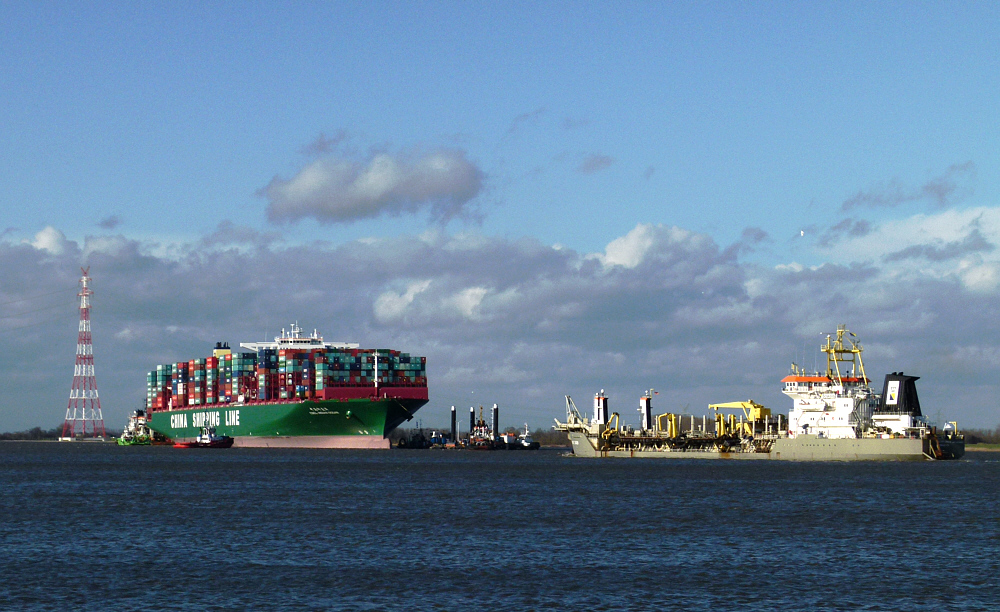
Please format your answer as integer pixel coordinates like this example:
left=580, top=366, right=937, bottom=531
left=62, top=267, right=106, bottom=439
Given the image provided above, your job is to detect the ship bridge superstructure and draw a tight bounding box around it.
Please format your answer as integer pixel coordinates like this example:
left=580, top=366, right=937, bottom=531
left=782, top=325, right=877, bottom=439
left=240, top=322, right=360, bottom=352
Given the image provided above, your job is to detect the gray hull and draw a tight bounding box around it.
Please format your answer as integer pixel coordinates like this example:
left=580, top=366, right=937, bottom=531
left=567, top=432, right=961, bottom=461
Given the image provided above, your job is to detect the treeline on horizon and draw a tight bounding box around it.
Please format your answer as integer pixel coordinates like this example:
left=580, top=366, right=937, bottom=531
left=962, top=427, right=1000, bottom=445
left=0, top=426, right=63, bottom=441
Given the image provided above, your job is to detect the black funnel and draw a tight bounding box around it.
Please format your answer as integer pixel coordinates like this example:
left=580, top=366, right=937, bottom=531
left=877, top=372, right=922, bottom=416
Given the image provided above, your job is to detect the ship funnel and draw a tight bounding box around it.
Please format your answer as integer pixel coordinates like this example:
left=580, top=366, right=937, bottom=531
left=877, top=372, right=922, bottom=416
left=594, top=391, right=608, bottom=425
left=639, top=394, right=653, bottom=431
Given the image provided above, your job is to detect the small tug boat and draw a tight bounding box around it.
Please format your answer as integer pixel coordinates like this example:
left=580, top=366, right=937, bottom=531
left=467, top=405, right=504, bottom=449
left=117, top=410, right=153, bottom=446
left=498, top=423, right=541, bottom=449
left=173, top=426, right=234, bottom=449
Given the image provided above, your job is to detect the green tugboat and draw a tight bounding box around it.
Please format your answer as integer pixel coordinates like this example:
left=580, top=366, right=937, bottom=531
left=117, top=409, right=153, bottom=446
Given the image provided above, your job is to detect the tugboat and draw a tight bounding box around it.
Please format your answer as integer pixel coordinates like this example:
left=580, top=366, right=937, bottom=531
left=499, top=423, right=541, bottom=449
left=517, top=424, right=541, bottom=450
left=172, top=426, right=234, bottom=449
left=467, top=405, right=504, bottom=449
left=117, top=410, right=153, bottom=446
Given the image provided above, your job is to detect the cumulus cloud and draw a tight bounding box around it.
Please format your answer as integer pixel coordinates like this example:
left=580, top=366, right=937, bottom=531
left=958, top=261, right=1000, bottom=293
left=820, top=207, right=1000, bottom=280
left=374, top=280, right=432, bottom=322
left=447, top=286, right=489, bottom=320
left=261, top=148, right=485, bottom=224
left=578, top=154, right=615, bottom=174
left=29, top=226, right=72, bottom=255
left=842, top=161, right=976, bottom=211
left=883, top=228, right=994, bottom=262
left=600, top=224, right=658, bottom=268
left=82, top=235, right=134, bottom=260
left=4, top=216, right=1000, bottom=433
left=594, top=223, right=714, bottom=271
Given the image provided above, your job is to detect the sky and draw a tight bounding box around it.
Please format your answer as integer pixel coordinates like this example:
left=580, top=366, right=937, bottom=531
left=2, top=2, right=999, bottom=432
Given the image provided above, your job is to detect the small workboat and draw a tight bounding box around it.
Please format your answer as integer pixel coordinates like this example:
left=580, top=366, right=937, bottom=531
left=117, top=409, right=153, bottom=446
left=498, top=423, right=540, bottom=449
left=173, top=427, right=234, bottom=449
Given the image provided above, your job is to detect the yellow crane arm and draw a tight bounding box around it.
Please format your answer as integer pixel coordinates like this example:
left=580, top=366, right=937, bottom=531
left=708, top=400, right=771, bottom=421
left=600, top=412, right=621, bottom=439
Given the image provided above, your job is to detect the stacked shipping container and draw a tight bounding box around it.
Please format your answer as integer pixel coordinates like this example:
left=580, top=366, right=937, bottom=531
left=146, top=363, right=173, bottom=411
left=146, top=347, right=426, bottom=412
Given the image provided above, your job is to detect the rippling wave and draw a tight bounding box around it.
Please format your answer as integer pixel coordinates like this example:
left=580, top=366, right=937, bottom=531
left=1, top=443, right=997, bottom=611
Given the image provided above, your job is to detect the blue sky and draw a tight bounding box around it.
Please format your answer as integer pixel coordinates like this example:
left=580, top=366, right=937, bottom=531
left=2, top=2, right=1000, bottom=431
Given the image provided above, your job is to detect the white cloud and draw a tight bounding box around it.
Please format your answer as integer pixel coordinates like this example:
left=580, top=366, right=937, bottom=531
left=115, top=327, right=139, bottom=341
left=600, top=223, right=657, bottom=268
left=82, top=235, right=130, bottom=260
left=820, top=207, right=1000, bottom=262
left=261, top=148, right=485, bottom=224
left=592, top=223, right=706, bottom=270
left=958, top=261, right=1000, bottom=293
left=448, top=287, right=489, bottom=320
left=4, top=219, right=1000, bottom=432
left=374, top=280, right=432, bottom=322
left=29, top=226, right=72, bottom=255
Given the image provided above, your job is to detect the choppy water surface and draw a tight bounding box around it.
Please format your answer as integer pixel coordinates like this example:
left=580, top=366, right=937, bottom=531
left=1, top=443, right=998, bottom=611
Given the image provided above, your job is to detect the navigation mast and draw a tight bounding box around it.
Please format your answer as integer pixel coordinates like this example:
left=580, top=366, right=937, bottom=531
left=821, top=325, right=868, bottom=389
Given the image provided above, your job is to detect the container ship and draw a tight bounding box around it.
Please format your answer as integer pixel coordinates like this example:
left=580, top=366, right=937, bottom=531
left=555, top=326, right=965, bottom=461
left=145, top=323, right=428, bottom=448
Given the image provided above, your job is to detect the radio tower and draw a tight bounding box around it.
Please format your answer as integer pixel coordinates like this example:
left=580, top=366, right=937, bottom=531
left=62, top=267, right=106, bottom=440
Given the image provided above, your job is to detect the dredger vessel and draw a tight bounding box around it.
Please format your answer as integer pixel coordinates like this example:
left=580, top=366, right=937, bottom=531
left=554, top=326, right=965, bottom=461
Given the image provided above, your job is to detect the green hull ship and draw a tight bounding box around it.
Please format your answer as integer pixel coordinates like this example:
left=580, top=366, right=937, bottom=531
left=148, top=395, right=426, bottom=449
left=144, top=323, right=428, bottom=449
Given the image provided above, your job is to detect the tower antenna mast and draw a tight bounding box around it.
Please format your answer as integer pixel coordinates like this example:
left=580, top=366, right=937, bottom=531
left=61, top=267, right=106, bottom=440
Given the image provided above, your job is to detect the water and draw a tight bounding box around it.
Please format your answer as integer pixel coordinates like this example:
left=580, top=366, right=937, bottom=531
left=1, top=443, right=998, bottom=611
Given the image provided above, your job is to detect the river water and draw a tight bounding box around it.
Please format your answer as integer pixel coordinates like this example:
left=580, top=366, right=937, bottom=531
left=1, top=442, right=997, bottom=611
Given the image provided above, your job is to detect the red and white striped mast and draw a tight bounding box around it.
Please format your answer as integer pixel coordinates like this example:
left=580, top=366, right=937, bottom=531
left=61, top=267, right=106, bottom=439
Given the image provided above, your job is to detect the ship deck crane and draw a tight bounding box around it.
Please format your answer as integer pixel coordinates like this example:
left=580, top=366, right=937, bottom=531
left=708, top=400, right=773, bottom=437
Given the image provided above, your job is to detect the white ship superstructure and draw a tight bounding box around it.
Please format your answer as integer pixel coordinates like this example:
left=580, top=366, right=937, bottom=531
left=781, top=326, right=930, bottom=439
left=781, top=326, right=877, bottom=439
